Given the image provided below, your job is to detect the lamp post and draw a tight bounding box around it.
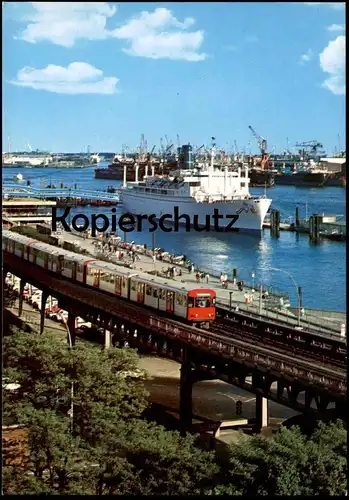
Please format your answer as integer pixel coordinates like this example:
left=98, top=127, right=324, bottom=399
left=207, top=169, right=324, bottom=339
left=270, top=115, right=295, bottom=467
left=152, top=232, right=156, bottom=271
left=61, top=314, right=74, bottom=433
left=251, top=271, right=255, bottom=291
left=264, top=266, right=301, bottom=327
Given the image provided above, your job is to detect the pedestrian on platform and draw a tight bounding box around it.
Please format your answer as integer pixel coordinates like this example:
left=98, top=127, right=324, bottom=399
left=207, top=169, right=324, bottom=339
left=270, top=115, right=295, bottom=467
left=244, top=292, right=249, bottom=303
left=191, top=264, right=195, bottom=273
left=178, top=268, right=182, bottom=277
left=224, top=280, right=229, bottom=289
left=220, top=273, right=224, bottom=285
left=152, top=254, right=156, bottom=265
left=196, top=272, right=200, bottom=283
left=188, top=264, right=192, bottom=273
left=206, top=273, right=210, bottom=284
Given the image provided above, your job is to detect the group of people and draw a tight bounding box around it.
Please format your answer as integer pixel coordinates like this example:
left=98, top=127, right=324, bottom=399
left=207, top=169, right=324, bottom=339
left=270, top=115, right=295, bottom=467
left=195, top=272, right=210, bottom=284
left=220, top=273, right=229, bottom=289
left=162, top=266, right=183, bottom=279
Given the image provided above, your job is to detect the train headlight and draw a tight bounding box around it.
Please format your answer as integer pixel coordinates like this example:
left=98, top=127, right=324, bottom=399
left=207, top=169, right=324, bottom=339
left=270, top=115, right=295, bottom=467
left=208, top=313, right=211, bottom=317
left=195, top=314, right=198, bottom=317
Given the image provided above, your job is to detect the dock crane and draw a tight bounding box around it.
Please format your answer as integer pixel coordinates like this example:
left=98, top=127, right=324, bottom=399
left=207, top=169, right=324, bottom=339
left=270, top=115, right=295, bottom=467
left=147, top=145, right=156, bottom=164
left=248, top=125, right=267, bottom=155
left=294, top=140, right=323, bottom=158
left=248, top=125, right=270, bottom=169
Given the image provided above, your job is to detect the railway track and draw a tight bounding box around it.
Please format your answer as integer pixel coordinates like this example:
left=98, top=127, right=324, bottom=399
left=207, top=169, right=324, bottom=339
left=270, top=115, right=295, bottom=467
left=5, top=252, right=346, bottom=391
left=212, top=318, right=346, bottom=370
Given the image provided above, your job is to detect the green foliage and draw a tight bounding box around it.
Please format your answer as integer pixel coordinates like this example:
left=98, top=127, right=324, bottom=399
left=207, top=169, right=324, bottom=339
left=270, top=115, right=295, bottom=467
left=3, top=330, right=347, bottom=496
left=3, top=330, right=216, bottom=495
left=10, top=225, right=56, bottom=246
left=215, top=422, right=347, bottom=496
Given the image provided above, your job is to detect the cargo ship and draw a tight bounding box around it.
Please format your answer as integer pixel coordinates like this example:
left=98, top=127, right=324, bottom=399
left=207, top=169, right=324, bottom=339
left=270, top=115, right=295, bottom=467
left=95, top=156, right=172, bottom=180
left=249, top=168, right=275, bottom=187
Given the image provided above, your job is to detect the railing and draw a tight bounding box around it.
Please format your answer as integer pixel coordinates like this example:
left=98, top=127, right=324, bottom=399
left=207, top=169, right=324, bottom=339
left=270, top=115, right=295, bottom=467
left=3, top=185, right=120, bottom=202
left=217, top=298, right=345, bottom=335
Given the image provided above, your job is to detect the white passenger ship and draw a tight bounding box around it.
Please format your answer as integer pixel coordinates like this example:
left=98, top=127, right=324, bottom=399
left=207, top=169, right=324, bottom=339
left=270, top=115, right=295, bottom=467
left=121, top=145, right=272, bottom=232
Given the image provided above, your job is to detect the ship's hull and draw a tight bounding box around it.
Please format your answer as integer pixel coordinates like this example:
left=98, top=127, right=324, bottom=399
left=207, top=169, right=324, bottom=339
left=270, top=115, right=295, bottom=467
left=121, top=190, right=271, bottom=231
left=249, top=169, right=275, bottom=187
left=274, top=172, right=328, bottom=187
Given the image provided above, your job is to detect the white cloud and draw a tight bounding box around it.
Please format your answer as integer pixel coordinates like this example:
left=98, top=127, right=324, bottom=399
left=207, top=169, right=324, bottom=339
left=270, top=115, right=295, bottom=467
left=111, top=7, right=206, bottom=61
left=299, top=49, right=313, bottom=64
left=9, top=62, right=119, bottom=94
left=327, top=24, right=345, bottom=32
left=319, top=35, right=345, bottom=95
left=15, top=4, right=206, bottom=62
left=302, top=2, right=345, bottom=9
left=16, top=2, right=117, bottom=47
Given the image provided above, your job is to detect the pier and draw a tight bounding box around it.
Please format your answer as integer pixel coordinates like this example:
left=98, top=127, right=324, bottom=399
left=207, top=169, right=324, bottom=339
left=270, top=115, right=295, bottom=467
left=2, top=184, right=120, bottom=204
left=263, top=210, right=346, bottom=241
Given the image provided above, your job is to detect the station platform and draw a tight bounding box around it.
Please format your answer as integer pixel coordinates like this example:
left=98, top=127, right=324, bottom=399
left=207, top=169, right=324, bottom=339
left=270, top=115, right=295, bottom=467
left=57, top=230, right=345, bottom=336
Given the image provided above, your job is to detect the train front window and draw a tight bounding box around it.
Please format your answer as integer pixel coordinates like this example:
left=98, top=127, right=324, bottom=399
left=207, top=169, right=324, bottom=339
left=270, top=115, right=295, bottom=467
left=187, top=297, right=194, bottom=308
left=195, top=296, right=211, bottom=308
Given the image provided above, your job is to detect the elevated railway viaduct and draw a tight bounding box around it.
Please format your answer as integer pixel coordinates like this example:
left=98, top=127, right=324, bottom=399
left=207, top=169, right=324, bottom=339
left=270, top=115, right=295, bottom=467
left=4, top=251, right=346, bottom=433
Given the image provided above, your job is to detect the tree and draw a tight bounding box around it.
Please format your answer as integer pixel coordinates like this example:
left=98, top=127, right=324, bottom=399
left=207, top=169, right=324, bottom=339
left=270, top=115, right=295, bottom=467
left=215, top=421, right=347, bottom=496
left=3, top=329, right=217, bottom=495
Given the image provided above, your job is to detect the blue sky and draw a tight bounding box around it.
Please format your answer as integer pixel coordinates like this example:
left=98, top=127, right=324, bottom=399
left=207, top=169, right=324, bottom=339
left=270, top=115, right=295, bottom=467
left=3, top=2, right=346, bottom=154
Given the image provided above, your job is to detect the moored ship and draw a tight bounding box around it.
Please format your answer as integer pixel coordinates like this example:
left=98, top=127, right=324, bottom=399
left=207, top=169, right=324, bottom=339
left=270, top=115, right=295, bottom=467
left=95, top=156, right=172, bottom=180
left=121, top=144, right=272, bottom=232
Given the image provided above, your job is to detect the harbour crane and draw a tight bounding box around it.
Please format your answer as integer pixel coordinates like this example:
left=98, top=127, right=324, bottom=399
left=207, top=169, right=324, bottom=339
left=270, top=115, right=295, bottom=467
left=248, top=125, right=267, bottom=155
left=165, top=143, right=174, bottom=155
left=194, top=144, right=205, bottom=155
left=147, top=145, right=156, bottom=164
left=294, top=140, right=323, bottom=156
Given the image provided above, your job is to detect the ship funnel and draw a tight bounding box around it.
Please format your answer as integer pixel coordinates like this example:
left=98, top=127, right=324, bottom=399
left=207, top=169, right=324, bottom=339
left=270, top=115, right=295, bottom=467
left=181, top=144, right=193, bottom=170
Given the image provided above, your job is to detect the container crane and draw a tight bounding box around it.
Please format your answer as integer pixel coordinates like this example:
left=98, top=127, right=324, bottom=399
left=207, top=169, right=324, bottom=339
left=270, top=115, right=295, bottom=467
left=248, top=125, right=267, bottom=155
left=294, top=140, right=323, bottom=157
left=176, top=134, right=180, bottom=149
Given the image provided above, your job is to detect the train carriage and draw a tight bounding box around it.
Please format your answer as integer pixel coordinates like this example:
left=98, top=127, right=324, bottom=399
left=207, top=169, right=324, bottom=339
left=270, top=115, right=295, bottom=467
left=85, top=260, right=138, bottom=299
left=3, top=230, right=216, bottom=326
left=130, top=274, right=216, bottom=325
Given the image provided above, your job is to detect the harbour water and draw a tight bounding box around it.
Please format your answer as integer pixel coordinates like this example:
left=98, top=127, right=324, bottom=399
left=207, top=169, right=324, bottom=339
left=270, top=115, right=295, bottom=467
left=3, top=164, right=346, bottom=311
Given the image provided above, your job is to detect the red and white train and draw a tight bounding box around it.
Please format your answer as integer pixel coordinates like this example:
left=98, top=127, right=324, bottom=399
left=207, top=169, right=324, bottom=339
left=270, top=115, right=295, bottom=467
left=3, top=230, right=216, bottom=327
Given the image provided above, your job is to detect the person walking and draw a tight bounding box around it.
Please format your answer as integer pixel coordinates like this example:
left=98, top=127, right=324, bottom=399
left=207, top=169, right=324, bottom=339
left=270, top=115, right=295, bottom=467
left=206, top=273, right=210, bottom=284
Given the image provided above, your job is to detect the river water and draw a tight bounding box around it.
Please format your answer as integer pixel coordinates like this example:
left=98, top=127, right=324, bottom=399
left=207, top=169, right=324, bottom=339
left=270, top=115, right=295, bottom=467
left=4, top=164, right=346, bottom=311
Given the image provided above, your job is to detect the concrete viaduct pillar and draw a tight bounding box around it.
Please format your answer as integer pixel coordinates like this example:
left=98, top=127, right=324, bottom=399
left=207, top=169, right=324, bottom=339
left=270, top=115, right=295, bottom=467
left=255, top=393, right=270, bottom=432
left=18, top=279, right=26, bottom=317
left=179, top=345, right=193, bottom=435
left=40, top=291, right=49, bottom=334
